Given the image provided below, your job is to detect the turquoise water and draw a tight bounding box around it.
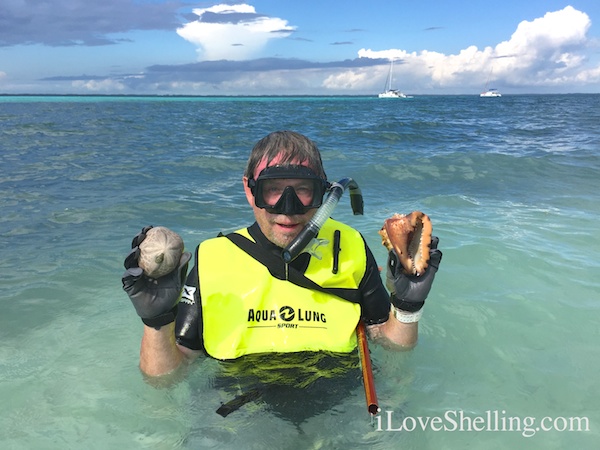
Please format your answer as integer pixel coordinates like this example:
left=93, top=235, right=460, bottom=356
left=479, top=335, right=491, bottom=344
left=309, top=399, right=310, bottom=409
left=1, top=95, right=599, bottom=449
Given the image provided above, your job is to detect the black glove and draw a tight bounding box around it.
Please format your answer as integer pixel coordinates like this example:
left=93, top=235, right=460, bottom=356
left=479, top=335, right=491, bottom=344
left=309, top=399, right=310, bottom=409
left=386, top=236, right=442, bottom=312
left=122, top=226, right=192, bottom=329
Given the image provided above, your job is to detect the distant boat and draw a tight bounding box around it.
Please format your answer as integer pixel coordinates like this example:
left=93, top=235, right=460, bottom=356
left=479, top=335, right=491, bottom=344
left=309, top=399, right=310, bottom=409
left=480, top=66, right=501, bottom=97
left=378, top=59, right=411, bottom=98
left=480, top=88, right=502, bottom=97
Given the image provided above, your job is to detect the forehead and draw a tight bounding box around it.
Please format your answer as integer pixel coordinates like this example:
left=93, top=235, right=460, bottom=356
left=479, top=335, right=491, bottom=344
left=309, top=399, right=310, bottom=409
left=253, top=155, right=310, bottom=179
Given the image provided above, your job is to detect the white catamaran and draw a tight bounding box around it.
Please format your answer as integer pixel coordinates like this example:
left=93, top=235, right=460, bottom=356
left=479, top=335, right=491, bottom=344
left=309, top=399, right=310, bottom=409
left=378, top=59, right=410, bottom=98
left=480, top=88, right=502, bottom=97
left=480, top=67, right=501, bottom=97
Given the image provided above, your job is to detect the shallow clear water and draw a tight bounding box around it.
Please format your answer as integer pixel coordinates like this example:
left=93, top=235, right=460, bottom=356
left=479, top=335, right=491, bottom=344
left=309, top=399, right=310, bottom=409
left=1, top=95, right=599, bottom=449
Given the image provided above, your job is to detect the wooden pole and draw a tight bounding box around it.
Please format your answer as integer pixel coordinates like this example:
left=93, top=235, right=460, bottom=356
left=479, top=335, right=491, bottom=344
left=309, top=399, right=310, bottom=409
left=356, top=320, right=379, bottom=415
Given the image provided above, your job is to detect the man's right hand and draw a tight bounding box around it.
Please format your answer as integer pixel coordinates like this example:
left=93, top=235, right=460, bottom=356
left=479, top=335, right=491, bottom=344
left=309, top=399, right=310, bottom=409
left=386, top=236, right=442, bottom=312
left=122, top=226, right=191, bottom=329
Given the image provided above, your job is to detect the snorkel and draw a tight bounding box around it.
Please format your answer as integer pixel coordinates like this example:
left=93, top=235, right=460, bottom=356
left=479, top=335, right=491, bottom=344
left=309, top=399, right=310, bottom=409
left=281, top=178, right=363, bottom=263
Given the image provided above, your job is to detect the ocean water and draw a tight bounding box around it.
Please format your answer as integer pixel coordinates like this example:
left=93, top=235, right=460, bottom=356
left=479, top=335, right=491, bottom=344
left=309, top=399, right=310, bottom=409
left=1, top=94, right=599, bottom=449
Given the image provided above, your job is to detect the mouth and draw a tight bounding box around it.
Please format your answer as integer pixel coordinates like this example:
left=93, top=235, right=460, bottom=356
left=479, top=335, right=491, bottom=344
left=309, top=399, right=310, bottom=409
left=275, top=221, right=301, bottom=231
left=271, top=214, right=306, bottom=232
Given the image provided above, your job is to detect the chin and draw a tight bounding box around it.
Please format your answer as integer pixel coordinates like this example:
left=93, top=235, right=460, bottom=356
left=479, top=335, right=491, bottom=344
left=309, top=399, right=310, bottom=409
left=274, top=236, right=295, bottom=249
left=272, top=231, right=301, bottom=248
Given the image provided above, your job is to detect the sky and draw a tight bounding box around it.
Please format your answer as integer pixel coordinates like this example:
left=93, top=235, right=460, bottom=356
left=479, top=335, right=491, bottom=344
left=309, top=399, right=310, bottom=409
left=1, top=1, right=600, bottom=95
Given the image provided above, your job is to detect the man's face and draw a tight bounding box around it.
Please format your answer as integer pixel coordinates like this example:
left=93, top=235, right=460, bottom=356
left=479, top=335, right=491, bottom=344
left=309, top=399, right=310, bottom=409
left=243, top=157, right=322, bottom=248
left=244, top=181, right=318, bottom=248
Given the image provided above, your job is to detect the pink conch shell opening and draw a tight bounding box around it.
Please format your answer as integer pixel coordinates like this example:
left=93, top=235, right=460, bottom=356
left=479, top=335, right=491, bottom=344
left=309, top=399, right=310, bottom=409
left=378, top=211, right=433, bottom=276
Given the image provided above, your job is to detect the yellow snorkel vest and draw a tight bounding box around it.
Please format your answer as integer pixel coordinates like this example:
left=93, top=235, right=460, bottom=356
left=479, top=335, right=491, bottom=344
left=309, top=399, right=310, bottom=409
left=199, top=218, right=365, bottom=360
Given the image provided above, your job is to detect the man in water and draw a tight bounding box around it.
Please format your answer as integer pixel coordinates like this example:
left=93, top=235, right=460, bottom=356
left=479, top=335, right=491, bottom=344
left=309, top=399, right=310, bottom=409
left=123, top=131, right=442, bottom=377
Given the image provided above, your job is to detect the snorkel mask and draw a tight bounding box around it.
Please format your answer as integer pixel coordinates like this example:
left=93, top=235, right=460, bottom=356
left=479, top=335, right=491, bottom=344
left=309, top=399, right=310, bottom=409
left=248, top=165, right=329, bottom=216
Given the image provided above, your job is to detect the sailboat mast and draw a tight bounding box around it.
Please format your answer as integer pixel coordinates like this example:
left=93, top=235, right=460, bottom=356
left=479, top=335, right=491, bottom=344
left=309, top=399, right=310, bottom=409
left=483, top=66, right=493, bottom=91
left=378, top=57, right=409, bottom=98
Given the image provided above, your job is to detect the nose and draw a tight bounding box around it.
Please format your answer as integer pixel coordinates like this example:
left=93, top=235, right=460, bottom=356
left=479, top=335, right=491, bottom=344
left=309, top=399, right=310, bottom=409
left=277, top=186, right=305, bottom=215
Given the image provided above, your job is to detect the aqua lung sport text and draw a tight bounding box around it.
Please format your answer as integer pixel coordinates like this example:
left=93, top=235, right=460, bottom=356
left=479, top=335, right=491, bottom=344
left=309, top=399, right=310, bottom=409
left=247, top=306, right=327, bottom=324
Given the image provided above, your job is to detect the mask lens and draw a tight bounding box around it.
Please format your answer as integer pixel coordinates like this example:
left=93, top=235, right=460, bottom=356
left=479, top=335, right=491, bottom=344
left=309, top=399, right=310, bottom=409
left=249, top=165, right=327, bottom=214
left=261, top=179, right=316, bottom=207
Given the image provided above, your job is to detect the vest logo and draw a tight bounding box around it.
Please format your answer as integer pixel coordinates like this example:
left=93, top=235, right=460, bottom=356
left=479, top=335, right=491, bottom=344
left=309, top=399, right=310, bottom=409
left=279, top=306, right=295, bottom=321
left=247, top=306, right=327, bottom=328
left=181, top=285, right=196, bottom=306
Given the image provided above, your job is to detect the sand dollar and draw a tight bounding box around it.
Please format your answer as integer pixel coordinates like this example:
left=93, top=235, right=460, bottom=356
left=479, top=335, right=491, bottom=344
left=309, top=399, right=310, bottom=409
left=138, top=226, right=184, bottom=278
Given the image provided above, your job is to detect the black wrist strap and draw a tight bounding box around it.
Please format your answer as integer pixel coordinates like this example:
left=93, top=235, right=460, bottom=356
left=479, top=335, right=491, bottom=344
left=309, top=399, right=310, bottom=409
left=390, top=294, right=424, bottom=313
left=142, top=304, right=178, bottom=330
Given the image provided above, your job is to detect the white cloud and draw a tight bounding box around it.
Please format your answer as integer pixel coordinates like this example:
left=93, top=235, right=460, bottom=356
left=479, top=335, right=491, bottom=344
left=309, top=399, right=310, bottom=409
left=72, top=78, right=126, bottom=92
left=322, top=69, right=371, bottom=90
left=358, top=6, right=600, bottom=90
left=176, top=4, right=296, bottom=61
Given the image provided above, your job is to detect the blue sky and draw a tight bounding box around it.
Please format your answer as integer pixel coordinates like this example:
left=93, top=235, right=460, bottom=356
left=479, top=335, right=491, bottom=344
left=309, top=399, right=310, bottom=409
left=1, top=1, right=599, bottom=95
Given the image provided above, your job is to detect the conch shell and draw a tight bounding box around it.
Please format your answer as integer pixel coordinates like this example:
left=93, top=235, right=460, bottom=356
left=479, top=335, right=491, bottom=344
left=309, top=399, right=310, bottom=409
left=379, top=211, right=432, bottom=276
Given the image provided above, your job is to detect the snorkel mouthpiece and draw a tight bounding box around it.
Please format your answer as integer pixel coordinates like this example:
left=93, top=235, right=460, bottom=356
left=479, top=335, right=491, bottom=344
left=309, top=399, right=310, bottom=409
left=282, top=178, right=363, bottom=263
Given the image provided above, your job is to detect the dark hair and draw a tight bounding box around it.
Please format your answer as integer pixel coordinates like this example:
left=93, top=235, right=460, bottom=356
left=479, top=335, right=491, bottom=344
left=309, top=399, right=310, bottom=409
left=244, top=131, right=327, bottom=179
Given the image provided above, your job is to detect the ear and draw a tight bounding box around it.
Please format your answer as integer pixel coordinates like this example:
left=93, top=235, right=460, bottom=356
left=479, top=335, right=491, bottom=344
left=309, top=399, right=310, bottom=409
left=242, top=176, right=255, bottom=207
